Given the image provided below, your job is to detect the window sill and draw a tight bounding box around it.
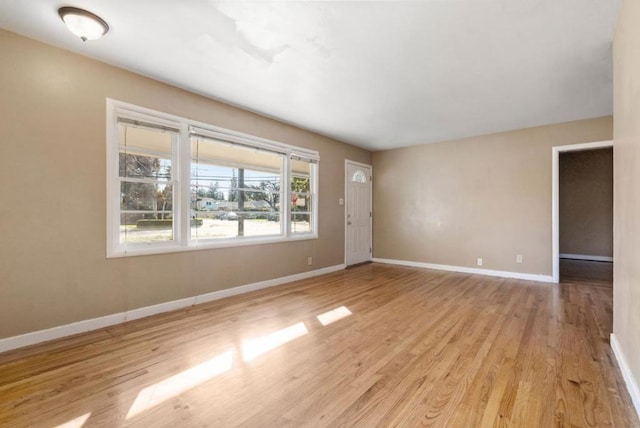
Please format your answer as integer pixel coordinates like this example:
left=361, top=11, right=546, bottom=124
left=106, top=233, right=318, bottom=258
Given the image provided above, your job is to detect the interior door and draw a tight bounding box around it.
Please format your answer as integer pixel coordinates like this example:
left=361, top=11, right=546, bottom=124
left=345, top=161, right=372, bottom=266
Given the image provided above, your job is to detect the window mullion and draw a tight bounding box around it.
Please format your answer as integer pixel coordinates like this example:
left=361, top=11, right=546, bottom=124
left=118, top=177, right=175, bottom=185
left=179, top=124, right=191, bottom=247
left=283, top=155, right=291, bottom=237
left=312, top=162, right=319, bottom=236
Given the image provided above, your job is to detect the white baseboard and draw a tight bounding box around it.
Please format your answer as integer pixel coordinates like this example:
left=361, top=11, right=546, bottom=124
left=193, top=264, right=345, bottom=305
left=124, top=296, right=197, bottom=322
left=611, top=333, right=640, bottom=419
left=559, top=253, right=614, bottom=262
left=0, top=264, right=345, bottom=354
left=372, top=258, right=553, bottom=283
left=0, top=313, right=127, bottom=354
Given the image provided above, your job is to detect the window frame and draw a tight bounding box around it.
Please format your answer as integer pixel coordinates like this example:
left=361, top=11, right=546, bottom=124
left=116, top=119, right=180, bottom=250
left=107, top=99, right=319, bottom=258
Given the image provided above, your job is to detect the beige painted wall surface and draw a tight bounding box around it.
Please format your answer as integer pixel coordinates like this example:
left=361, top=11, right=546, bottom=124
left=613, top=0, right=640, bottom=396
left=559, top=148, right=613, bottom=257
left=0, top=30, right=371, bottom=338
left=373, top=117, right=612, bottom=275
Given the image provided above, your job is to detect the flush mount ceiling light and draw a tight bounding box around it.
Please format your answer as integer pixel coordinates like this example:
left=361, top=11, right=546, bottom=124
left=58, top=7, right=109, bottom=41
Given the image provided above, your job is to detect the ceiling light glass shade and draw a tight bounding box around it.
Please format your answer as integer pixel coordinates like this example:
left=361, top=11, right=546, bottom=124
left=58, top=7, right=109, bottom=41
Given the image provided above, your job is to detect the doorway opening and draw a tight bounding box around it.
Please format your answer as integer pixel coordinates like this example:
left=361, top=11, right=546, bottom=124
left=552, top=141, right=613, bottom=283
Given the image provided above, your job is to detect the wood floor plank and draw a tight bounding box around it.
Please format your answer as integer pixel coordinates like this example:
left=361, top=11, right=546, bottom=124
left=0, top=262, right=637, bottom=427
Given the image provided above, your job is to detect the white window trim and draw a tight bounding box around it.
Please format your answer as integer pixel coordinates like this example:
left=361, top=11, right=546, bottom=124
left=106, top=99, right=318, bottom=258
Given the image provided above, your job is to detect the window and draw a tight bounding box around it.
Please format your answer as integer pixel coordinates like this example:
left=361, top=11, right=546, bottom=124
left=107, top=100, right=319, bottom=257
left=291, top=156, right=317, bottom=234
left=352, top=170, right=367, bottom=183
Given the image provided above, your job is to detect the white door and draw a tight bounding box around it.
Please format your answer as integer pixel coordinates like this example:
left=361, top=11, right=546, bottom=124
left=345, top=161, right=372, bottom=266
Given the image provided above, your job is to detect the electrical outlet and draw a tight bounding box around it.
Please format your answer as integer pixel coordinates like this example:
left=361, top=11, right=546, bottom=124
left=477, top=258, right=483, bottom=266
left=339, top=198, right=344, bottom=205
left=307, top=256, right=313, bottom=266
left=516, top=255, right=523, bottom=263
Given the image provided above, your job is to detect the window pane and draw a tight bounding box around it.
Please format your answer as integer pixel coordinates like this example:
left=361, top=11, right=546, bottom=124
left=190, top=167, right=281, bottom=214
left=119, top=124, right=173, bottom=180
left=191, top=137, right=283, bottom=241
left=291, top=192, right=311, bottom=211
left=120, top=213, right=173, bottom=244
left=352, top=170, right=367, bottom=183
left=120, top=153, right=172, bottom=180
left=191, top=212, right=281, bottom=240
left=291, top=192, right=312, bottom=233
left=291, top=157, right=314, bottom=234
left=121, top=182, right=173, bottom=212
left=291, top=212, right=311, bottom=233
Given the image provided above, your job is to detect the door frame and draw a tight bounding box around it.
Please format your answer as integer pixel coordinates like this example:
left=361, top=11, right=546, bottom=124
left=551, top=140, right=613, bottom=283
left=344, top=159, right=373, bottom=266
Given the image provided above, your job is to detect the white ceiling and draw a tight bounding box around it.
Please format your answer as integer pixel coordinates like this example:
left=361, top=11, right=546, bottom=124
left=0, top=1, right=621, bottom=151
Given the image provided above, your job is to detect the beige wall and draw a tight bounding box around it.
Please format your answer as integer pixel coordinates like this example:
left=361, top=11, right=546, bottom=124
left=559, top=148, right=613, bottom=257
left=373, top=117, right=612, bottom=275
left=613, top=0, right=640, bottom=397
left=0, top=30, right=370, bottom=338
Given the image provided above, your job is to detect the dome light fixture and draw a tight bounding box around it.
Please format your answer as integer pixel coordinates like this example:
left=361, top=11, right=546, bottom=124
left=58, top=7, right=109, bottom=42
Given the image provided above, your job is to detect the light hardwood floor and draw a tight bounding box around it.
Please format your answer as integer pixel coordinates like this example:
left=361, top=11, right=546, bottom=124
left=0, top=263, right=637, bottom=427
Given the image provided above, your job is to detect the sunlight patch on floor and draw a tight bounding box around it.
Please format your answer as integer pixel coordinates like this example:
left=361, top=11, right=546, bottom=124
left=316, top=306, right=352, bottom=326
left=125, top=309, right=349, bottom=419
left=126, top=350, right=233, bottom=419
left=54, top=412, right=91, bottom=428
left=242, top=322, right=309, bottom=362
